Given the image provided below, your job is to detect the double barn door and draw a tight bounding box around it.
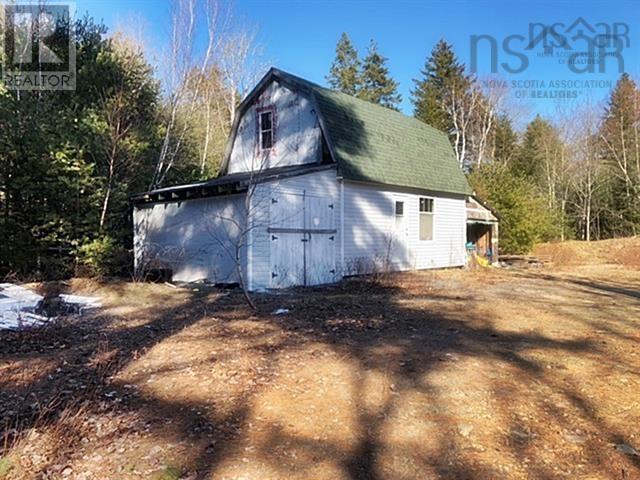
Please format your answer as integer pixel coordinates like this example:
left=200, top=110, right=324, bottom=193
left=269, top=191, right=337, bottom=288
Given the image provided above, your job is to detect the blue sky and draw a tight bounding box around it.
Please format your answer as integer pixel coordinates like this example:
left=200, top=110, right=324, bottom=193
left=78, top=0, right=639, bottom=124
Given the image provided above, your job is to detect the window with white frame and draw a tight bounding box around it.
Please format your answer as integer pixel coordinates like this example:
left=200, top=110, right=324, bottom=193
left=419, top=197, right=434, bottom=240
left=259, top=109, right=274, bottom=150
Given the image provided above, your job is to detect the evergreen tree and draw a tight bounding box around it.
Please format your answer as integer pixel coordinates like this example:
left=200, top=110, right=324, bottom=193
left=411, top=39, right=468, bottom=131
left=513, top=115, right=564, bottom=181
left=492, top=114, right=518, bottom=165
left=326, top=32, right=361, bottom=96
left=511, top=115, right=568, bottom=239
left=0, top=18, right=164, bottom=278
left=470, top=163, right=555, bottom=253
left=598, top=73, right=640, bottom=236
left=358, top=41, right=401, bottom=110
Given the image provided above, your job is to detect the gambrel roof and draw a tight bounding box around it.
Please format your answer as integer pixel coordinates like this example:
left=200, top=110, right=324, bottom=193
left=221, top=68, right=472, bottom=196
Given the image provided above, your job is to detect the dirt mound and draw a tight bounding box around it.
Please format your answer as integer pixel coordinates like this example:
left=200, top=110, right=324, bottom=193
left=533, top=237, right=640, bottom=268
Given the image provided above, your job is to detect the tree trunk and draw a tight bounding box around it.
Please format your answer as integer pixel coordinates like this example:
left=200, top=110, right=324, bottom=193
left=100, top=151, right=116, bottom=231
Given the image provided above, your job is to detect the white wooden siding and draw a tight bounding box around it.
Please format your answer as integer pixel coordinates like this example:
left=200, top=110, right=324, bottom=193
left=227, top=81, right=322, bottom=174
left=249, top=168, right=340, bottom=290
left=133, top=171, right=466, bottom=289
left=133, top=195, right=246, bottom=283
left=342, top=181, right=466, bottom=274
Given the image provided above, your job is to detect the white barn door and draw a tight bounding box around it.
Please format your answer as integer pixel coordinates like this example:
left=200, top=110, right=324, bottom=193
left=269, top=191, right=337, bottom=288
left=269, top=193, right=305, bottom=288
left=305, top=194, right=336, bottom=286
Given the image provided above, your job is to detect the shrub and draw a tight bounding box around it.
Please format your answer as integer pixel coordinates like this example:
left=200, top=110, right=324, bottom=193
left=76, top=236, right=129, bottom=277
left=469, top=164, right=556, bottom=254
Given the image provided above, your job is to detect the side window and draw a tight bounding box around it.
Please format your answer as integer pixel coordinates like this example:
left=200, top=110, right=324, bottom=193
left=419, top=197, right=434, bottom=241
left=395, top=200, right=404, bottom=229
left=259, top=109, right=274, bottom=150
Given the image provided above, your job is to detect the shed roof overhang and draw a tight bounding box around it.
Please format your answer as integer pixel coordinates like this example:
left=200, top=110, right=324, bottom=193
left=132, top=164, right=335, bottom=206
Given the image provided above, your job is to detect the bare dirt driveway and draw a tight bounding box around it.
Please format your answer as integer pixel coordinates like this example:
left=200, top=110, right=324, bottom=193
left=1, top=258, right=639, bottom=479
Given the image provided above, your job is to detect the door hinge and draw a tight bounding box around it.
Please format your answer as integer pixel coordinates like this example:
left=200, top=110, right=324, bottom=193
left=301, top=238, right=309, bottom=242
left=329, top=235, right=335, bottom=241
left=271, top=198, right=278, bottom=204
left=271, top=234, right=278, bottom=241
left=328, top=204, right=334, bottom=209
left=271, top=272, right=278, bottom=278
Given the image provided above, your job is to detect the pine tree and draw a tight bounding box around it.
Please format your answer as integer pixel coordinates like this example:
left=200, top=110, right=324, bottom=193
left=358, top=41, right=401, bottom=110
left=513, top=115, right=564, bottom=181
left=512, top=115, right=568, bottom=239
left=492, top=114, right=518, bottom=165
left=469, top=162, right=555, bottom=253
left=598, top=73, right=640, bottom=236
left=326, top=33, right=361, bottom=96
left=411, top=39, right=468, bottom=131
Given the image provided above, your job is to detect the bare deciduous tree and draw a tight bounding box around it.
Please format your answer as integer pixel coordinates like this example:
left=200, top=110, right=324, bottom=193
left=471, top=76, right=508, bottom=168
left=150, top=0, right=228, bottom=188
left=100, top=35, right=155, bottom=231
left=441, top=81, right=477, bottom=169
left=218, top=27, right=266, bottom=123
left=148, top=0, right=267, bottom=188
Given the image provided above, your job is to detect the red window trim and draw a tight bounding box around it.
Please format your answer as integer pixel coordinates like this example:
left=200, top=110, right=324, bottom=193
left=256, top=105, right=277, bottom=153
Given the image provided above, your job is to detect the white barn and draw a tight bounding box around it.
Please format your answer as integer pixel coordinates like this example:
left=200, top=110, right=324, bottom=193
left=132, top=68, right=474, bottom=290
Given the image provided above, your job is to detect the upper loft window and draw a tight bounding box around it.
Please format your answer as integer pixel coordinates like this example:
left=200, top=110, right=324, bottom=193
left=258, top=108, right=274, bottom=150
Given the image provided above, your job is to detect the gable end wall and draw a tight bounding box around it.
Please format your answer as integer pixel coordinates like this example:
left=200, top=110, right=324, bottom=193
left=228, top=81, right=322, bottom=174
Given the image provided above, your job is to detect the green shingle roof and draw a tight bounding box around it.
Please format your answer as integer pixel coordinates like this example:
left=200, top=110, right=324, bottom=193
left=279, top=69, right=472, bottom=196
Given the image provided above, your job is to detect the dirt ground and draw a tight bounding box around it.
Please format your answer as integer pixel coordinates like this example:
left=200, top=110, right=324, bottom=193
left=1, top=244, right=640, bottom=479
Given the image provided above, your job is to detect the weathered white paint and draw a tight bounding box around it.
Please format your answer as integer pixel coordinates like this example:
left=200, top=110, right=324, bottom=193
left=247, top=168, right=341, bottom=290
left=133, top=69, right=475, bottom=288
left=342, top=181, right=467, bottom=275
left=227, top=81, right=322, bottom=174
left=133, top=195, right=246, bottom=283
left=340, top=179, right=345, bottom=271
left=268, top=192, right=336, bottom=287
left=133, top=171, right=466, bottom=288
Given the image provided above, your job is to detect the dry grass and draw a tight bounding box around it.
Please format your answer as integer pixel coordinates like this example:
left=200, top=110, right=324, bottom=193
left=1, top=242, right=640, bottom=479
left=534, top=236, right=640, bottom=268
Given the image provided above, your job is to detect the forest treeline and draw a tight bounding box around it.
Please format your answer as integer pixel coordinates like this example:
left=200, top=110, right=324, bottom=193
left=0, top=6, right=638, bottom=279
left=0, top=4, right=255, bottom=279
left=328, top=33, right=640, bottom=254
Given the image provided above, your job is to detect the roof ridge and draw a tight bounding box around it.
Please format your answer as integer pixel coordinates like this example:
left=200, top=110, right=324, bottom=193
left=270, top=67, right=450, bottom=140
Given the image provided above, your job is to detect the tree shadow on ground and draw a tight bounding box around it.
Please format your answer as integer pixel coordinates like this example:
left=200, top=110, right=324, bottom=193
left=1, top=268, right=639, bottom=479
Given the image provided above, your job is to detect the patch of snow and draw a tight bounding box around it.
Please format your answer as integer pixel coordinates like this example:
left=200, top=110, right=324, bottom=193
left=0, top=284, right=103, bottom=330
left=0, top=283, right=43, bottom=313
left=0, top=311, right=49, bottom=330
left=272, top=308, right=290, bottom=315
left=59, top=294, right=102, bottom=310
